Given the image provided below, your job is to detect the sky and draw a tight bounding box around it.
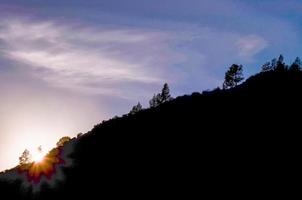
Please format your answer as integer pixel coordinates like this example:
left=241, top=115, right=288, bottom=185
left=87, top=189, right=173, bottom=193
left=0, top=0, right=302, bottom=171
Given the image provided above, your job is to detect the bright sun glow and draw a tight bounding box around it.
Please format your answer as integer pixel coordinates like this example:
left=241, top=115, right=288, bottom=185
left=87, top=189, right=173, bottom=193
left=31, top=149, right=45, bottom=163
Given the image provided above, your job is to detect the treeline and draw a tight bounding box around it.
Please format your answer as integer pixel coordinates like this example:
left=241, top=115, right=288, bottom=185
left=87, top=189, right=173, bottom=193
left=128, top=83, right=174, bottom=115
left=128, top=54, right=302, bottom=116
left=261, top=55, right=301, bottom=72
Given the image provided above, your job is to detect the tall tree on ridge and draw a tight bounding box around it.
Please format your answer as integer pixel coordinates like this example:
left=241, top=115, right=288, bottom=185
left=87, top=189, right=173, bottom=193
left=289, top=57, right=301, bottom=72
left=275, top=54, right=286, bottom=71
left=149, top=83, right=173, bottom=107
left=223, top=64, right=244, bottom=89
left=19, top=149, right=32, bottom=165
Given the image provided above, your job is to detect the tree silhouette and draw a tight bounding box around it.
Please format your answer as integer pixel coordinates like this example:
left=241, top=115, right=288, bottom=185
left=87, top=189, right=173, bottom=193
left=149, top=83, right=173, bottom=108
left=223, top=64, right=244, bottom=89
left=269, top=58, right=277, bottom=70
left=261, top=62, right=273, bottom=72
left=19, top=149, right=32, bottom=165
left=275, top=54, right=286, bottom=71
left=289, top=57, right=301, bottom=72
left=38, top=145, right=42, bottom=153
left=56, top=136, right=71, bottom=147
left=149, top=94, right=161, bottom=108
left=161, top=83, right=173, bottom=103
left=278, top=54, right=284, bottom=63
left=129, top=102, right=143, bottom=115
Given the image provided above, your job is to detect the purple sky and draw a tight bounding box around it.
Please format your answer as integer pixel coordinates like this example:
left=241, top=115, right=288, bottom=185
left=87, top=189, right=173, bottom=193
left=0, top=0, right=302, bottom=170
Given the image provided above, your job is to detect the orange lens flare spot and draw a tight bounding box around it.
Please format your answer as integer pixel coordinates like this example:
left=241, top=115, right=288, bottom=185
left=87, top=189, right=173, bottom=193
left=18, top=148, right=64, bottom=184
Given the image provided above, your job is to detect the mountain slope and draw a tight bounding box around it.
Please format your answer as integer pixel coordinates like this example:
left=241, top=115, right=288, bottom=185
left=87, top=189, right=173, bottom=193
left=1, top=70, right=301, bottom=199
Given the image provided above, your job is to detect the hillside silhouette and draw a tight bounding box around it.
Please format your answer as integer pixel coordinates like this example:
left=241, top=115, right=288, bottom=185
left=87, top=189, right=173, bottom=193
left=0, top=63, right=301, bottom=199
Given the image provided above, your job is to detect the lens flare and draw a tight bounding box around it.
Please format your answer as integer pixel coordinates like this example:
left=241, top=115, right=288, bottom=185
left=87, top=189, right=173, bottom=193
left=18, top=147, right=65, bottom=184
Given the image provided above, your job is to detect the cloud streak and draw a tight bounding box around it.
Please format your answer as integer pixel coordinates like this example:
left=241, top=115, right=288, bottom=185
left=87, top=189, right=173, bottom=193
left=0, top=19, right=182, bottom=97
left=236, top=35, right=268, bottom=60
left=0, top=17, right=271, bottom=99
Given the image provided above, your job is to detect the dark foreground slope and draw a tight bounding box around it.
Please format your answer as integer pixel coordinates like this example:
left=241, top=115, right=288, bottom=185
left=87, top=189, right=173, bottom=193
left=1, top=70, right=301, bottom=199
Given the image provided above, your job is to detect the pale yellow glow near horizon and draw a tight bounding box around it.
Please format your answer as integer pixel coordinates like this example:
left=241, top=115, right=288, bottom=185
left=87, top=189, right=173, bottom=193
left=1, top=124, right=69, bottom=172
left=0, top=82, right=104, bottom=172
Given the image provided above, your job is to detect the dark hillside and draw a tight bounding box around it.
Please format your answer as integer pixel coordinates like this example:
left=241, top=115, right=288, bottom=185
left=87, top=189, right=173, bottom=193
left=1, top=70, right=300, bottom=199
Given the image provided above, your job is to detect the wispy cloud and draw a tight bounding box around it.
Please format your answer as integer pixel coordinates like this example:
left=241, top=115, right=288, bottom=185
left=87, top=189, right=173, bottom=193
left=0, top=17, right=272, bottom=99
left=236, top=35, right=268, bottom=60
left=0, top=19, right=184, bottom=98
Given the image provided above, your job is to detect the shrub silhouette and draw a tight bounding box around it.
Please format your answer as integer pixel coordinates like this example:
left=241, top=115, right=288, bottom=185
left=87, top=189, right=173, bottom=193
left=129, top=102, right=143, bottom=115
left=56, top=136, right=71, bottom=147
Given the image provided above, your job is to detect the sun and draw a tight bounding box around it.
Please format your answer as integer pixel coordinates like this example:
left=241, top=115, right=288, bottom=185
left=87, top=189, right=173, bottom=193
left=31, top=147, right=45, bottom=163
left=18, top=147, right=63, bottom=184
left=32, top=152, right=45, bottom=163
